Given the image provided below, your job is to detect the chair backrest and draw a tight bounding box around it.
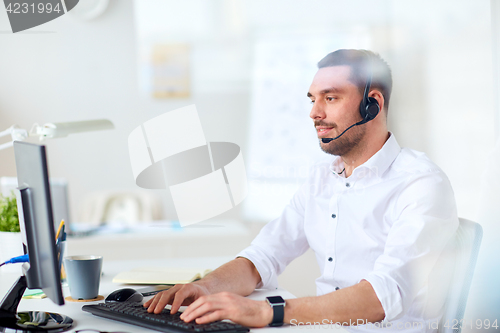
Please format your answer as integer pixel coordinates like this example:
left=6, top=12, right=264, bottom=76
left=79, top=190, right=162, bottom=225
left=439, top=218, right=483, bottom=333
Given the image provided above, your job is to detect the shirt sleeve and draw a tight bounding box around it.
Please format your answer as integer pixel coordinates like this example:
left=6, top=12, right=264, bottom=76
left=363, top=170, right=459, bottom=322
left=236, top=182, right=310, bottom=289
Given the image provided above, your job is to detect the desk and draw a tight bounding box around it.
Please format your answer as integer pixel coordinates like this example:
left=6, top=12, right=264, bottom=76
left=0, top=257, right=347, bottom=333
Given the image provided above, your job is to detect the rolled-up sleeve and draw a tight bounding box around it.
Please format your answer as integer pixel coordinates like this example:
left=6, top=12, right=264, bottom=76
left=364, top=170, right=459, bottom=321
left=237, top=182, right=310, bottom=289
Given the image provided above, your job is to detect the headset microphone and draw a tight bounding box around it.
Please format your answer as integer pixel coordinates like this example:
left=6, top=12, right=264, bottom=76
left=320, top=53, right=380, bottom=144
left=321, top=118, right=369, bottom=143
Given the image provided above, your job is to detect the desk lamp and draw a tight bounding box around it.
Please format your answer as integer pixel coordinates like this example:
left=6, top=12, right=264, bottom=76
left=0, top=119, right=114, bottom=151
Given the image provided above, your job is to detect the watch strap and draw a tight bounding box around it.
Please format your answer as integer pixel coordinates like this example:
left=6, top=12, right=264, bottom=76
left=269, top=304, right=284, bottom=327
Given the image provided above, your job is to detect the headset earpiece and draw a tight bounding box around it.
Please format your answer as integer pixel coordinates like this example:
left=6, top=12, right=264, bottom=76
left=358, top=94, right=380, bottom=124
left=362, top=97, right=379, bottom=122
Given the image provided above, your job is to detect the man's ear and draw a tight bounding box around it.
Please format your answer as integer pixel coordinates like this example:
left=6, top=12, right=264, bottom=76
left=369, top=90, right=385, bottom=113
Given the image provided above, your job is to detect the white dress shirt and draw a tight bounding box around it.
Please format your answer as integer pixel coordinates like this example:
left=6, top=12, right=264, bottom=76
left=237, top=133, right=459, bottom=332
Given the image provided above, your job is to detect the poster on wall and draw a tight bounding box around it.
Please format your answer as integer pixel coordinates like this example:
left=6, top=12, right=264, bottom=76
left=150, top=44, right=191, bottom=99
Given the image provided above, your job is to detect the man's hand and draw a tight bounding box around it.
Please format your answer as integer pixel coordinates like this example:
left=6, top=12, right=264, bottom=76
left=179, top=292, right=273, bottom=327
left=144, top=283, right=210, bottom=314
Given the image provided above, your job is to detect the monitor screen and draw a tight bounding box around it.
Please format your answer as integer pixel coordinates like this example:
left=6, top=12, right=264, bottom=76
left=13, top=141, right=64, bottom=305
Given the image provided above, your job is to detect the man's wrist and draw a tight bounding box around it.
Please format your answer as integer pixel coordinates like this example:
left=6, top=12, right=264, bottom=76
left=191, top=279, right=212, bottom=295
left=261, top=300, right=274, bottom=325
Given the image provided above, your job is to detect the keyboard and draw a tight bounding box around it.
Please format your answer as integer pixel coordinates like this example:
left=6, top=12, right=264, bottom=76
left=82, top=302, right=250, bottom=333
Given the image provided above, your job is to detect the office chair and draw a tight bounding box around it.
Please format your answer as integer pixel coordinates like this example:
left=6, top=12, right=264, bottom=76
left=438, top=218, right=483, bottom=333
left=79, top=190, right=162, bottom=225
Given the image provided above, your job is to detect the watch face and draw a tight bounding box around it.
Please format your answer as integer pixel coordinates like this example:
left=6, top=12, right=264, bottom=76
left=267, top=296, right=285, bottom=304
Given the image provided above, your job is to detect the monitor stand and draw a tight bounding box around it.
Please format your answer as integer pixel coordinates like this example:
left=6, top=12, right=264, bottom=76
left=0, top=275, right=73, bottom=332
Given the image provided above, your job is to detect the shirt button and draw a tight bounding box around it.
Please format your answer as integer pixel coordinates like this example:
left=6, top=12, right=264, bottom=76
left=328, top=257, right=333, bottom=262
left=345, top=183, right=351, bottom=187
left=331, top=214, right=336, bottom=218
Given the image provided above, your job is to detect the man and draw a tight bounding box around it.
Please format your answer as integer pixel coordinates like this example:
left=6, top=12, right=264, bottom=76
left=145, top=49, right=458, bottom=331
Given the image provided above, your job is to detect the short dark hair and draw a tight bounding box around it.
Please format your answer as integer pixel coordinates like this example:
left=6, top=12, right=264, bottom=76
left=317, top=49, right=393, bottom=111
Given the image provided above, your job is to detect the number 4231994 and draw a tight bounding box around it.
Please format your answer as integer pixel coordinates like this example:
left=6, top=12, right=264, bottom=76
left=6, top=2, right=62, bottom=14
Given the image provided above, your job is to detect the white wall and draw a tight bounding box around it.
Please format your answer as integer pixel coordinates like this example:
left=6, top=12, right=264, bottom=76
left=0, top=0, right=141, bottom=221
left=0, top=0, right=251, bottom=222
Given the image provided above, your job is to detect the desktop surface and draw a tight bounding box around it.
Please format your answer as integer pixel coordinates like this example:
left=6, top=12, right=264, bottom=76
left=0, top=257, right=347, bottom=333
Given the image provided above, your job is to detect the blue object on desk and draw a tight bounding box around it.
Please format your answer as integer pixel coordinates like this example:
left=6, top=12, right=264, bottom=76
left=0, top=254, right=29, bottom=267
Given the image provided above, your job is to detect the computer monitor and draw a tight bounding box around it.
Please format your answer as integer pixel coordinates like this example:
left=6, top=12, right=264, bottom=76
left=0, top=142, right=72, bottom=332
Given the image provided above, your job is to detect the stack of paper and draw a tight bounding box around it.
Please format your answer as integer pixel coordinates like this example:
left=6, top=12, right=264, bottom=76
left=22, top=289, right=46, bottom=299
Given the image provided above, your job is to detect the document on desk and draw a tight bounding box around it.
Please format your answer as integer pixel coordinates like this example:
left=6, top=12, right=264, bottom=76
left=112, top=267, right=212, bottom=285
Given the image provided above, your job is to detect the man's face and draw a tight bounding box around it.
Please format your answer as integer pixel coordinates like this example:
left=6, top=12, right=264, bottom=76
left=308, top=65, right=366, bottom=156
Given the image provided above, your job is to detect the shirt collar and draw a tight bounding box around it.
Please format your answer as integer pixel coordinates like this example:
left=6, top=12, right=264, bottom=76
left=329, top=132, right=401, bottom=179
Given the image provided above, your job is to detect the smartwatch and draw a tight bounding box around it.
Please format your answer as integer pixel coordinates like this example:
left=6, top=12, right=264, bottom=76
left=266, top=295, right=286, bottom=327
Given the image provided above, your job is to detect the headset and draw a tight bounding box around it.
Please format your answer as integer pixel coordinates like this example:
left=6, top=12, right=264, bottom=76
left=321, top=52, right=380, bottom=143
